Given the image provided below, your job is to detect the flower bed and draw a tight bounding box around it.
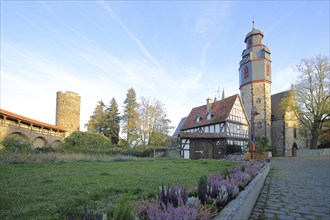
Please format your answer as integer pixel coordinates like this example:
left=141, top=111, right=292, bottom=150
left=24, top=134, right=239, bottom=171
left=135, top=159, right=269, bottom=220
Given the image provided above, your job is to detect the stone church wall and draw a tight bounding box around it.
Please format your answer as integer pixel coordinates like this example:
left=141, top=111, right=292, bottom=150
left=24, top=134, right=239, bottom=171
left=271, top=119, right=285, bottom=156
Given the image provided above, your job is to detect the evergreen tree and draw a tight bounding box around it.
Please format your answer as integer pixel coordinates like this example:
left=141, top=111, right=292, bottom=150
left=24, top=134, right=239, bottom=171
left=86, top=100, right=106, bottom=134
left=104, top=98, right=120, bottom=145
left=86, top=99, right=121, bottom=145
left=122, top=88, right=139, bottom=147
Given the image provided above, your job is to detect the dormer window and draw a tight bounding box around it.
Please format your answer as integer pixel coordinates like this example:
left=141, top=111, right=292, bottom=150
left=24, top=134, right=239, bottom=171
left=195, top=115, right=201, bottom=123
left=206, top=112, right=213, bottom=120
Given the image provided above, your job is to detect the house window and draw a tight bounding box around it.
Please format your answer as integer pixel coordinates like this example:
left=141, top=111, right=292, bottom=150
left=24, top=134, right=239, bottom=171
left=244, top=66, right=249, bottom=79
left=195, top=115, right=200, bottom=123
left=293, top=128, right=297, bottom=138
left=206, top=112, right=212, bottom=120
left=215, top=124, right=220, bottom=133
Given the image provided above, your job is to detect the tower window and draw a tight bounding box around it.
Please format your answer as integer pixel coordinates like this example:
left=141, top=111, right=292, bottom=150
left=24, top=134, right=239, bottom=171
left=244, top=66, right=249, bottom=79
left=266, top=64, right=270, bottom=76
left=248, top=39, right=252, bottom=47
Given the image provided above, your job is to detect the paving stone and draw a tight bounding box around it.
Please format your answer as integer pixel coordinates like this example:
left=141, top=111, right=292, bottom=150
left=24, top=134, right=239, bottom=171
left=263, top=212, right=275, bottom=219
left=249, top=157, right=330, bottom=220
left=277, top=214, right=292, bottom=219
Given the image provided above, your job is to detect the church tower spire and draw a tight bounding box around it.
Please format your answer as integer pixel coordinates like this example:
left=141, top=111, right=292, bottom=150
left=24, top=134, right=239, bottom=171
left=239, top=24, right=272, bottom=145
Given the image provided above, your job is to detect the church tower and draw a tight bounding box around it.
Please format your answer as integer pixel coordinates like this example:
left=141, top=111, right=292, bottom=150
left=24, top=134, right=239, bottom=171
left=239, top=23, right=272, bottom=145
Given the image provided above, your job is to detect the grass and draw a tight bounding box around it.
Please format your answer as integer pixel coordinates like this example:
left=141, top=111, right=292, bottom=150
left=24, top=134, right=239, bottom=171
left=0, top=155, right=239, bottom=219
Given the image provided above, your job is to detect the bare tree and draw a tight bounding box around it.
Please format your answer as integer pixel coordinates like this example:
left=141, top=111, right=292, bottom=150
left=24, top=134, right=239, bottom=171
left=282, top=55, right=330, bottom=149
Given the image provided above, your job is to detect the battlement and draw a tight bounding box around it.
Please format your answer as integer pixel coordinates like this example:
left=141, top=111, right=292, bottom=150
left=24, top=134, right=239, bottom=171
left=56, top=91, right=80, bottom=97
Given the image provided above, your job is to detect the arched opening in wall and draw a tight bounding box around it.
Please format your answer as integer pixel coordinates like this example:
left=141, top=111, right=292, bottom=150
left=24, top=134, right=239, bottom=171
left=51, top=140, right=63, bottom=150
left=3, top=132, right=31, bottom=152
left=7, top=132, right=29, bottom=141
left=32, top=137, right=49, bottom=148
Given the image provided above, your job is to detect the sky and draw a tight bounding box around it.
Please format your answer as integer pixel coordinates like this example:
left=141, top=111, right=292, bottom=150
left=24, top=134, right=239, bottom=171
left=1, top=1, right=329, bottom=134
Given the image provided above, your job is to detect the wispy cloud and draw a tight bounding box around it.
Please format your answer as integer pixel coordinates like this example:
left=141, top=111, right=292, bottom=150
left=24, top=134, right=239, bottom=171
left=39, top=2, right=54, bottom=15
left=194, top=2, right=231, bottom=39
left=98, top=1, right=161, bottom=68
left=200, top=41, right=211, bottom=71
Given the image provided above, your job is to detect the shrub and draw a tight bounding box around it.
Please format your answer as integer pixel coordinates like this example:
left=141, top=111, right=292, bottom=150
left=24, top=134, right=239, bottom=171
left=107, top=147, right=167, bottom=158
left=226, top=144, right=242, bottom=155
left=318, top=141, right=330, bottom=149
left=110, top=195, right=135, bottom=220
left=34, top=147, right=55, bottom=154
left=197, top=175, right=208, bottom=204
left=254, top=136, right=269, bottom=152
left=1, top=136, right=32, bottom=153
left=64, top=131, right=115, bottom=154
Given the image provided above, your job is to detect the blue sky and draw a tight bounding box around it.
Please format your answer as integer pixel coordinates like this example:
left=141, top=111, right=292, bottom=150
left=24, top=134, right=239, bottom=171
left=1, top=1, right=329, bottom=133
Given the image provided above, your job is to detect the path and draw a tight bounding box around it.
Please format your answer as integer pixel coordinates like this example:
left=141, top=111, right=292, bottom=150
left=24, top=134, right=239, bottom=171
left=250, top=157, right=330, bottom=220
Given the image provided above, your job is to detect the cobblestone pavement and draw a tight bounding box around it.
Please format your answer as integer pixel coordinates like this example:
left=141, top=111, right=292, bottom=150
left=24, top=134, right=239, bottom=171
left=250, top=157, right=330, bottom=220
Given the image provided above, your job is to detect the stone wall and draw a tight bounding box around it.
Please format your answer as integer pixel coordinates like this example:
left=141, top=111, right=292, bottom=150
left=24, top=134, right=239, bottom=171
left=271, top=119, right=285, bottom=156
left=297, top=148, right=330, bottom=157
left=0, top=123, right=64, bottom=148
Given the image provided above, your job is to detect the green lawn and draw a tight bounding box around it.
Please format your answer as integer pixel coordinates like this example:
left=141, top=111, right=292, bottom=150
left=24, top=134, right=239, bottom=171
left=0, top=158, right=238, bottom=219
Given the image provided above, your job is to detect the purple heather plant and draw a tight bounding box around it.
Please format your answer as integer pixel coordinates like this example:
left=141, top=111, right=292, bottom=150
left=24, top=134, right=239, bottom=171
left=146, top=200, right=198, bottom=220
left=158, top=184, right=188, bottom=208
left=207, top=172, right=239, bottom=200
left=244, top=164, right=259, bottom=178
left=223, top=177, right=239, bottom=198
left=242, top=159, right=267, bottom=178
left=135, top=159, right=268, bottom=219
left=229, top=170, right=251, bottom=190
left=135, top=197, right=216, bottom=220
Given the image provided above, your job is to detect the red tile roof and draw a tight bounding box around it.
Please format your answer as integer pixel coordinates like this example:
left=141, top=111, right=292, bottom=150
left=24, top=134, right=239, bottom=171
left=181, top=94, right=239, bottom=130
left=0, top=109, right=66, bottom=132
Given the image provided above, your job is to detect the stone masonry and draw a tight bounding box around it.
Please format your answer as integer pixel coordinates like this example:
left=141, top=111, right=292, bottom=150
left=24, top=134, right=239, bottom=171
left=56, top=91, right=81, bottom=137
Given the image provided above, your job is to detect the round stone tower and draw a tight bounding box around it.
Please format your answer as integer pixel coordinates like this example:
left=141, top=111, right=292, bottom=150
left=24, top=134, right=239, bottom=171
left=56, top=91, right=81, bottom=136
left=239, top=24, right=272, bottom=145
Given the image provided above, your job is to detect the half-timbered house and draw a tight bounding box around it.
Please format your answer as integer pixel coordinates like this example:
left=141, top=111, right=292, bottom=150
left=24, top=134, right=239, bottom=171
left=179, top=94, right=250, bottom=159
